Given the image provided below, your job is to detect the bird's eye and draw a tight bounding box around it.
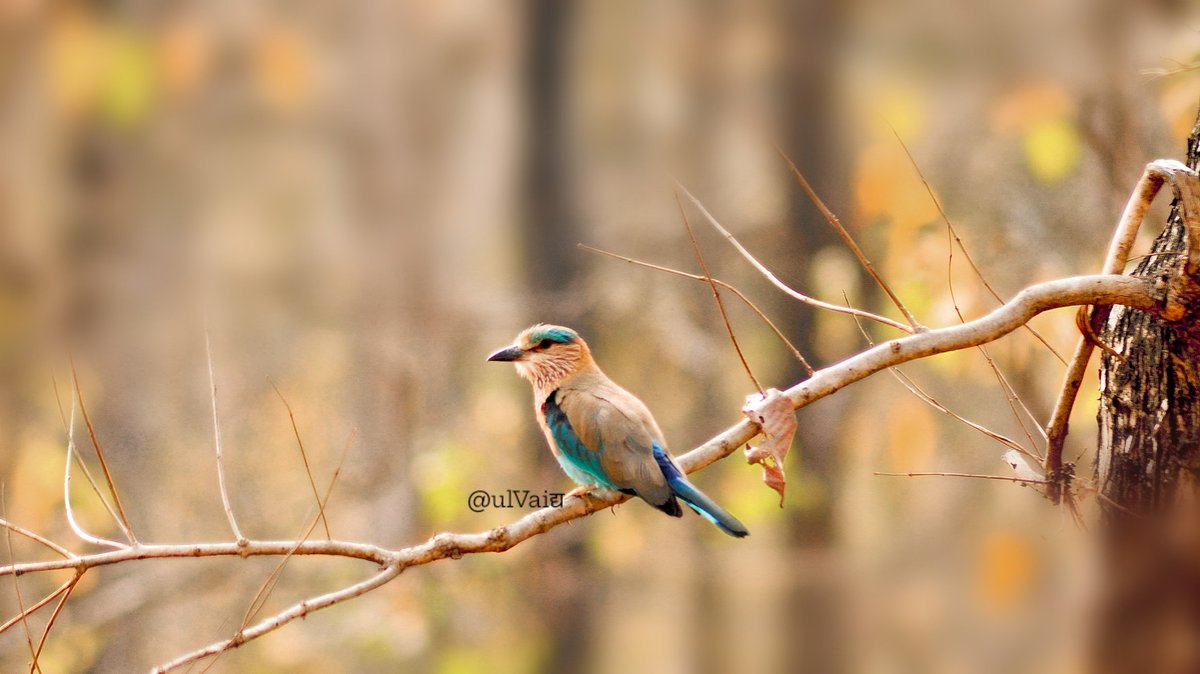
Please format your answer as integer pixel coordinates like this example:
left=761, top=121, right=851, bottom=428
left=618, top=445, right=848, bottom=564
left=537, top=338, right=553, bottom=350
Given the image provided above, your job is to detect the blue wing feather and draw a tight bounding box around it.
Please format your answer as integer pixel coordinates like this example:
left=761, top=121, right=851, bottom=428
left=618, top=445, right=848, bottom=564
left=542, top=390, right=617, bottom=489
left=652, top=443, right=749, bottom=537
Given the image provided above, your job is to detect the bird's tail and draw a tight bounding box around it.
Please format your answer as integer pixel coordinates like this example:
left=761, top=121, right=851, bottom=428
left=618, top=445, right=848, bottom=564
left=653, top=445, right=749, bottom=538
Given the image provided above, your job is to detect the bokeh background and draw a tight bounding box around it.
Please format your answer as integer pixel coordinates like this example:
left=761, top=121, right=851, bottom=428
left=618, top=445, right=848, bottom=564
left=2, top=0, right=1199, bottom=672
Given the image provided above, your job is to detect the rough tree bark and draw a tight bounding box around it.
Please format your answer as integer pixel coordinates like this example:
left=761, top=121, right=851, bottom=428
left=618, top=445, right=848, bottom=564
left=1095, top=110, right=1200, bottom=674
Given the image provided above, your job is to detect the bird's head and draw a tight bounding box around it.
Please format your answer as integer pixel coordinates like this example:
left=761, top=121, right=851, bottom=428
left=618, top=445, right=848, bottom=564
left=487, top=324, right=593, bottom=390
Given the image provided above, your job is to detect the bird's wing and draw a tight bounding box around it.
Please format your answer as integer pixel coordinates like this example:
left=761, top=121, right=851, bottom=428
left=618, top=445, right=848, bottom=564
left=557, top=378, right=673, bottom=507
left=541, top=389, right=613, bottom=489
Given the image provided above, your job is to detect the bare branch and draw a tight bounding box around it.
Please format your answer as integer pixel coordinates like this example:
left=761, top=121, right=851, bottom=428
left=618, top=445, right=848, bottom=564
left=889, top=126, right=1068, bottom=364
left=205, top=320, right=246, bottom=544
left=774, top=146, right=923, bottom=330
left=674, top=182, right=915, bottom=334
left=0, top=540, right=391, bottom=577
left=0, top=576, right=75, bottom=636
left=2, top=494, right=38, bottom=671
left=579, top=244, right=813, bottom=373
left=0, top=519, right=72, bottom=560
left=29, top=572, right=81, bottom=672
left=1045, top=160, right=1199, bottom=501
left=874, top=471, right=1047, bottom=485
left=674, top=189, right=764, bottom=393
left=0, top=273, right=1161, bottom=668
left=150, top=565, right=402, bottom=674
left=846, top=301, right=1035, bottom=458
left=888, top=128, right=1052, bottom=452
left=1, top=274, right=1159, bottom=587
left=59, top=382, right=127, bottom=550
left=241, top=427, right=353, bottom=630
left=270, top=382, right=332, bottom=539
left=69, top=359, right=137, bottom=544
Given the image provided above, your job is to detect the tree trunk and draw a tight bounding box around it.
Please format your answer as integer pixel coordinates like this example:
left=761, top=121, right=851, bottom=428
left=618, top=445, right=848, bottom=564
left=1095, top=110, right=1200, bottom=674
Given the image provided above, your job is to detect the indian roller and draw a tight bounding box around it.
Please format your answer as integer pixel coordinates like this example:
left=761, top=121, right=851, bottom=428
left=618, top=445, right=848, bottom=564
left=487, top=324, right=749, bottom=537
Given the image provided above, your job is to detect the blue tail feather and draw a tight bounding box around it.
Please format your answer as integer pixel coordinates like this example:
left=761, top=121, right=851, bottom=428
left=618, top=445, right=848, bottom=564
left=652, top=444, right=749, bottom=538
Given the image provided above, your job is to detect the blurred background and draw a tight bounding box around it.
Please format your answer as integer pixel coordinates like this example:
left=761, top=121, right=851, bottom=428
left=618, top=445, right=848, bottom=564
left=1, top=0, right=1199, bottom=672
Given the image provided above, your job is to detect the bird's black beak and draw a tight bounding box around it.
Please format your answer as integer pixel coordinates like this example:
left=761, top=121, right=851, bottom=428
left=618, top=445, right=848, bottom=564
left=487, top=346, right=524, bottom=362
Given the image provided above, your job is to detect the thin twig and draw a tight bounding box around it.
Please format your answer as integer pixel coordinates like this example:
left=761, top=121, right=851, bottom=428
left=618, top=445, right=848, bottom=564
left=874, top=471, right=1047, bottom=485
left=205, top=320, right=246, bottom=543
left=56, top=379, right=126, bottom=550
left=29, top=572, right=81, bottom=673
left=0, top=576, right=75, bottom=636
left=1127, top=249, right=1185, bottom=263
left=674, top=182, right=914, bottom=333
left=674, top=189, right=763, bottom=394
left=3, top=492, right=40, bottom=673
left=579, top=244, right=813, bottom=374
left=69, top=359, right=137, bottom=544
left=201, top=430, right=357, bottom=674
left=0, top=519, right=72, bottom=560
left=269, top=382, right=331, bottom=539
left=151, top=565, right=403, bottom=673
left=889, top=126, right=1054, bottom=452
left=51, top=378, right=125, bottom=539
left=886, top=367, right=1034, bottom=457
left=242, top=428, right=353, bottom=628
left=846, top=302, right=1036, bottom=459
left=888, top=126, right=1068, bottom=365
left=774, top=146, right=923, bottom=330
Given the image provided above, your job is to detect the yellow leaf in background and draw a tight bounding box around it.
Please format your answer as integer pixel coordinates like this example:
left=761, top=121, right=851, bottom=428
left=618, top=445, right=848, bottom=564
left=855, top=143, right=901, bottom=222
left=99, top=29, right=156, bottom=127
left=855, top=143, right=939, bottom=230
left=975, top=530, right=1036, bottom=614
left=877, top=85, right=925, bottom=140
left=990, top=81, right=1073, bottom=133
left=1023, top=119, right=1081, bottom=184
left=885, top=396, right=936, bottom=471
left=46, top=10, right=106, bottom=116
left=256, top=26, right=314, bottom=111
left=158, top=19, right=212, bottom=96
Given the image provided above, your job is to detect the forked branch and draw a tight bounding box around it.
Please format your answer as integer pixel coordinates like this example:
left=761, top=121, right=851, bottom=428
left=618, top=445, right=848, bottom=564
left=1043, top=160, right=1200, bottom=501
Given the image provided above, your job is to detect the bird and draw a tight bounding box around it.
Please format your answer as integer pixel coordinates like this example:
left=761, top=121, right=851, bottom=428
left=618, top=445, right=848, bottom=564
left=487, top=324, right=748, bottom=537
